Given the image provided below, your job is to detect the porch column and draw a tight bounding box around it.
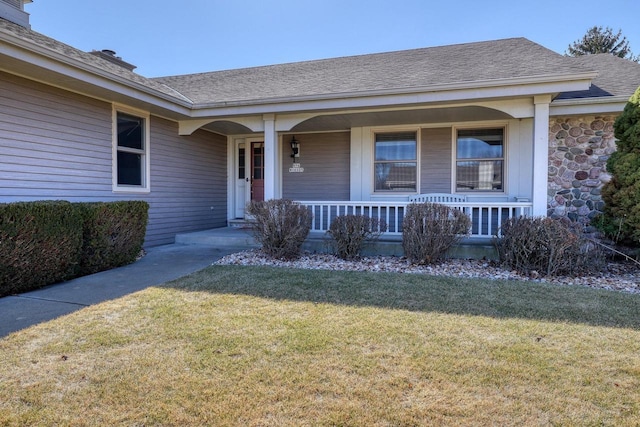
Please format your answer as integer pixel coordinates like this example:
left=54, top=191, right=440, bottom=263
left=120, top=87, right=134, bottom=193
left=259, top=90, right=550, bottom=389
left=263, top=114, right=277, bottom=200
left=350, top=127, right=363, bottom=200
left=532, top=95, right=551, bottom=217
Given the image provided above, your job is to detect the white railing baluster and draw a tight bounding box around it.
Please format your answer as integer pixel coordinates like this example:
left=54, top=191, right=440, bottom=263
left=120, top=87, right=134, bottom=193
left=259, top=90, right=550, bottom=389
left=297, top=200, right=532, bottom=238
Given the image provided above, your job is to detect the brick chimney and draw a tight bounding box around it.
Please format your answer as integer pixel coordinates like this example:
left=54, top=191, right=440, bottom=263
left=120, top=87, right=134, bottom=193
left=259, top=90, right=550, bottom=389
left=89, top=49, right=137, bottom=72
left=0, top=0, right=32, bottom=28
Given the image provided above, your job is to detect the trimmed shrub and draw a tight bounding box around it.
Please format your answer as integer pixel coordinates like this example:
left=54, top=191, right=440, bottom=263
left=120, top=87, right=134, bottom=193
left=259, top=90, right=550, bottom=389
left=76, top=201, right=149, bottom=275
left=327, top=215, right=387, bottom=260
left=0, top=201, right=83, bottom=296
left=0, top=200, right=148, bottom=296
left=599, top=85, right=640, bottom=247
left=247, top=199, right=312, bottom=260
left=495, top=216, right=603, bottom=277
left=402, top=203, right=471, bottom=264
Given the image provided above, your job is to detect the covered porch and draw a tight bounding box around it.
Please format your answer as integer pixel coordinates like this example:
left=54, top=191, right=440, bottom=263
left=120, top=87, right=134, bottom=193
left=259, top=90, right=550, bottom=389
left=173, top=53, right=593, bottom=237
left=150, top=37, right=603, bottom=250
left=191, top=98, right=550, bottom=233
left=178, top=97, right=548, bottom=259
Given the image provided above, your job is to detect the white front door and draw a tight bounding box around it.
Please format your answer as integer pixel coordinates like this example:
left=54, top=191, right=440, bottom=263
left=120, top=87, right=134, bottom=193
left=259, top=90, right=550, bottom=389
left=234, top=142, right=249, bottom=218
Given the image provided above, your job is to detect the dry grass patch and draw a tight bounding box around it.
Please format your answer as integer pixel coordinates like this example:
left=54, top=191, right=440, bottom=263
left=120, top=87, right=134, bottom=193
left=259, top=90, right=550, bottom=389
left=1, top=265, right=640, bottom=425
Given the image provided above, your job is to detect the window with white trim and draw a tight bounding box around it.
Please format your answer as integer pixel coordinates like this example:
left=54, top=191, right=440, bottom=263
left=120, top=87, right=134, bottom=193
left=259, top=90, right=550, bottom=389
left=114, top=109, right=149, bottom=191
left=374, top=131, right=417, bottom=192
left=455, top=128, right=504, bottom=191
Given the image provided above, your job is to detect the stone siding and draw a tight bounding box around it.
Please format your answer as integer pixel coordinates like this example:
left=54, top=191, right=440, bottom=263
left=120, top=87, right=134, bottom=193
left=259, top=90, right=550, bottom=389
left=548, top=116, right=617, bottom=228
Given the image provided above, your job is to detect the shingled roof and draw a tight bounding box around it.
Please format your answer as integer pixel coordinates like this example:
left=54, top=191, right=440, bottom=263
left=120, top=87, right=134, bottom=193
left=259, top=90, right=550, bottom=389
left=4, top=14, right=638, bottom=110
left=153, top=38, right=593, bottom=106
left=556, top=54, right=640, bottom=100
left=0, top=17, right=191, bottom=103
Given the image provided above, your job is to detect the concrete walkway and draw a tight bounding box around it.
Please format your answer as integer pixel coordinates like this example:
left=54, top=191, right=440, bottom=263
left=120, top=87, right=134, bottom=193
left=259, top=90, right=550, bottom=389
left=0, top=244, right=246, bottom=338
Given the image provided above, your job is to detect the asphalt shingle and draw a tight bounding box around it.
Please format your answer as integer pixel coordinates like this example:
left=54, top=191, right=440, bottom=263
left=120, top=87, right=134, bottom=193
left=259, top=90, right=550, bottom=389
left=0, top=18, right=192, bottom=103
left=4, top=14, right=638, bottom=108
left=556, top=54, right=640, bottom=99
left=152, top=38, right=593, bottom=105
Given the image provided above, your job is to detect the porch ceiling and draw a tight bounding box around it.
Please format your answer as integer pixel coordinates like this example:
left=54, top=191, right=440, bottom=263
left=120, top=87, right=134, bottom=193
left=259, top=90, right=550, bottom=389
left=290, top=105, right=513, bottom=133
left=198, top=105, right=514, bottom=135
left=201, top=120, right=255, bottom=135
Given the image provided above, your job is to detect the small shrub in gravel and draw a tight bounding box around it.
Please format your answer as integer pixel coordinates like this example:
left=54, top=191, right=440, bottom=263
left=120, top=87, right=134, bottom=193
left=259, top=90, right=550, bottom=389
left=247, top=199, right=312, bottom=260
left=495, top=216, right=604, bottom=277
left=402, top=203, right=471, bottom=265
left=327, top=215, right=387, bottom=260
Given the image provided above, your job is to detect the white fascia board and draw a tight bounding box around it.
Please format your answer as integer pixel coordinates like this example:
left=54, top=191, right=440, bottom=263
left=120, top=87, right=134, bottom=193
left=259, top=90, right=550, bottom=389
left=182, top=99, right=538, bottom=135
left=190, top=77, right=594, bottom=118
left=0, top=34, right=193, bottom=116
left=193, top=72, right=596, bottom=109
left=550, top=96, right=628, bottom=116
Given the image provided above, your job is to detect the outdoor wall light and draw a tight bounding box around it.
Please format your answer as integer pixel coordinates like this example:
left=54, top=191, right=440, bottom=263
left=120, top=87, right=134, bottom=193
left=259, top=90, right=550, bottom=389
left=290, top=135, right=300, bottom=159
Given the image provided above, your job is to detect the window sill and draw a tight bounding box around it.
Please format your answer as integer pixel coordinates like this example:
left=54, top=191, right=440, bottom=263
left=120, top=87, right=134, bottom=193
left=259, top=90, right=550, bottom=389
left=112, top=186, right=151, bottom=194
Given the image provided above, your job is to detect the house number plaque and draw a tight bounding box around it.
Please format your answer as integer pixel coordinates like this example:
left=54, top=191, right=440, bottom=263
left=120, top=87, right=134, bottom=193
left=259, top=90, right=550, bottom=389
left=289, top=163, right=304, bottom=173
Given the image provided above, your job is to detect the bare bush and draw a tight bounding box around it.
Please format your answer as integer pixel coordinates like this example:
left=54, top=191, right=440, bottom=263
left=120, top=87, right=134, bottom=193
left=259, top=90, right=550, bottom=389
left=402, top=203, right=471, bottom=264
left=327, top=215, right=387, bottom=260
left=495, top=216, right=604, bottom=277
left=246, top=199, right=312, bottom=260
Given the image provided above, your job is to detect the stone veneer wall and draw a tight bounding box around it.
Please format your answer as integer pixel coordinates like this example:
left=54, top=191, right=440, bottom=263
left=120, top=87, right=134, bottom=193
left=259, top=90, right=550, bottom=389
left=548, top=115, right=617, bottom=229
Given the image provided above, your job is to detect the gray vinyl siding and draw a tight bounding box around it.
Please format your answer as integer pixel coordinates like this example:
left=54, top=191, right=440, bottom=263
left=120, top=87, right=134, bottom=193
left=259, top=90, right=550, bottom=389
left=0, top=72, right=113, bottom=200
left=146, top=118, right=227, bottom=246
left=420, top=127, right=452, bottom=193
left=281, top=132, right=350, bottom=201
left=0, top=71, right=227, bottom=247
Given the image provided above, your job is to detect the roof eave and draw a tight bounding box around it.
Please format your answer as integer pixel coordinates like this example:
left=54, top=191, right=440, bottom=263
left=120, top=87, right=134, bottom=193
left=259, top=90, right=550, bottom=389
left=550, top=95, right=630, bottom=116
left=2, top=24, right=606, bottom=120
left=189, top=73, right=596, bottom=118
left=0, top=29, right=194, bottom=115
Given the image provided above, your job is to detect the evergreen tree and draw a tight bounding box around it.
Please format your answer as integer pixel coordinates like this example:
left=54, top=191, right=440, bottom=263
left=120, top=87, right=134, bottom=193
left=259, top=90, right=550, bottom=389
left=600, top=86, right=640, bottom=245
left=567, top=26, right=638, bottom=62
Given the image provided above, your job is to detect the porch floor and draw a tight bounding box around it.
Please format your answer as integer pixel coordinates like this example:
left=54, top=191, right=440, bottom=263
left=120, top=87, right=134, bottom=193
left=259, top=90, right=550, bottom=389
left=175, top=227, right=498, bottom=259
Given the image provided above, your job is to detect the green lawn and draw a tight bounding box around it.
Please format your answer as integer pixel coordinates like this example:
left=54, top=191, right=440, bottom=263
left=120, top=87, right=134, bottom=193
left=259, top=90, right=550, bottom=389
left=1, top=265, right=639, bottom=426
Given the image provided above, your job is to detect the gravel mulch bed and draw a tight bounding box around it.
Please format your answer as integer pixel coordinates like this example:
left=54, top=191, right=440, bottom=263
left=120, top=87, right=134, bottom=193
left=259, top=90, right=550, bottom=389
left=215, top=249, right=640, bottom=294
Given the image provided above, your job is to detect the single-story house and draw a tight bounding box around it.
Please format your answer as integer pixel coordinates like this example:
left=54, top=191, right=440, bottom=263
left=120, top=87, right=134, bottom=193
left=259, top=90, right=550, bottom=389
left=2, top=1, right=640, bottom=246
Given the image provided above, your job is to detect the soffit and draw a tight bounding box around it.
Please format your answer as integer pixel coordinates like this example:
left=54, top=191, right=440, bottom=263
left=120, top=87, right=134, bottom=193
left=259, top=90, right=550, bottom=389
left=200, top=106, right=513, bottom=135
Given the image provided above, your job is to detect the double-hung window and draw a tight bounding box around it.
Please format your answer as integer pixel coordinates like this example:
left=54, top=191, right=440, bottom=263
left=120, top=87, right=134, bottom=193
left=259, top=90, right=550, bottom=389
left=374, top=131, right=417, bottom=192
left=113, top=108, right=149, bottom=192
left=455, top=128, right=504, bottom=191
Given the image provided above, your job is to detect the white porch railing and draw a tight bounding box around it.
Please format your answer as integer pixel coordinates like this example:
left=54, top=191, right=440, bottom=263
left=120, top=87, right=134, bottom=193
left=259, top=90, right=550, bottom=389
left=297, top=201, right=533, bottom=238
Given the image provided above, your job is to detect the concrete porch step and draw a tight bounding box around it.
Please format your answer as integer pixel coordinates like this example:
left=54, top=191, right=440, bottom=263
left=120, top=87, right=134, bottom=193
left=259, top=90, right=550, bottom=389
left=175, top=227, right=497, bottom=259
left=228, top=218, right=252, bottom=229
left=175, top=227, right=259, bottom=247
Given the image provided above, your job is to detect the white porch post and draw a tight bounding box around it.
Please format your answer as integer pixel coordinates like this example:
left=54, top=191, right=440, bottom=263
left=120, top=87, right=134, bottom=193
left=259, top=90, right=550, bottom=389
left=349, top=127, right=363, bottom=201
left=532, top=95, right=551, bottom=217
left=263, top=114, right=277, bottom=200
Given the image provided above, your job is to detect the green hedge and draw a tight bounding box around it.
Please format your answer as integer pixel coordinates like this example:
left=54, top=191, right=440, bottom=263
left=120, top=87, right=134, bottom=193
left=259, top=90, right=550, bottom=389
left=77, top=201, right=149, bottom=276
left=0, top=201, right=82, bottom=296
left=0, top=200, right=149, bottom=297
